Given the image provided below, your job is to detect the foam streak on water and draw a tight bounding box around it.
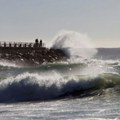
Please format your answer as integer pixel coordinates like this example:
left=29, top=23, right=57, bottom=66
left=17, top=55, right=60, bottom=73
left=0, top=97, right=120, bottom=120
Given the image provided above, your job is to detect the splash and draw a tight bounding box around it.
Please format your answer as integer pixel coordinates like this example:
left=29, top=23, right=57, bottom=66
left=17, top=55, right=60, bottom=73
left=51, top=30, right=97, bottom=59
left=0, top=60, right=20, bottom=68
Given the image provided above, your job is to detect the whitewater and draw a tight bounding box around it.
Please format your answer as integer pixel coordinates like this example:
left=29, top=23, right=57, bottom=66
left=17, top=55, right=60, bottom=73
left=0, top=31, right=120, bottom=120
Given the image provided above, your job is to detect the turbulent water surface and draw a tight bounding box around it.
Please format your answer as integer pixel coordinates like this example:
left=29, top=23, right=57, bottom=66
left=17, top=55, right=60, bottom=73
left=0, top=32, right=120, bottom=120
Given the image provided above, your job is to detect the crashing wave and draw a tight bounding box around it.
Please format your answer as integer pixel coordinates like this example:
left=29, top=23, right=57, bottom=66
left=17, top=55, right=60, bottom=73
left=0, top=71, right=120, bottom=103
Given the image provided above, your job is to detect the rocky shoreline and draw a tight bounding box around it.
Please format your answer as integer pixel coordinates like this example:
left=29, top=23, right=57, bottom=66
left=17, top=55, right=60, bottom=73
left=0, top=40, right=67, bottom=66
left=0, top=47, right=67, bottom=66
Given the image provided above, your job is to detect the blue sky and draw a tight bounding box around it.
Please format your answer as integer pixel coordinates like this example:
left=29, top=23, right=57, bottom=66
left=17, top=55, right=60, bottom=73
left=0, top=0, right=120, bottom=47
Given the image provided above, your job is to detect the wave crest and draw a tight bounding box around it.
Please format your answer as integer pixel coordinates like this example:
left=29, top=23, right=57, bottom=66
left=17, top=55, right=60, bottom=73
left=0, top=72, right=120, bottom=103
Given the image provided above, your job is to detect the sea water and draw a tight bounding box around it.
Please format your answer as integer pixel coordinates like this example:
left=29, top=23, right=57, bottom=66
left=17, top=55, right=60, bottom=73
left=0, top=31, right=120, bottom=120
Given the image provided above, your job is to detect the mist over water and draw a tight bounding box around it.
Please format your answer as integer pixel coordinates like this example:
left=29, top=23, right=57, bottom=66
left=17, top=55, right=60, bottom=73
left=51, top=30, right=97, bottom=59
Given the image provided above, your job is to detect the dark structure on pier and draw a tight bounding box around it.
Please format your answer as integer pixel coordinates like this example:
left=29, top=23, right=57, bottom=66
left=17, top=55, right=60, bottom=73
left=0, top=39, right=67, bottom=65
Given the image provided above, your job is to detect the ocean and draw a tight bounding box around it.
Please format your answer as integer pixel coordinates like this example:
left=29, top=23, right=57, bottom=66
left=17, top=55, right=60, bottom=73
left=0, top=48, right=120, bottom=120
left=0, top=31, right=120, bottom=120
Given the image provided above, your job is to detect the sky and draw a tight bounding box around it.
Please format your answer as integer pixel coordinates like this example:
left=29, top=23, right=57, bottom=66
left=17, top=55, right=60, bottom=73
left=0, top=0, right=120, bottom=48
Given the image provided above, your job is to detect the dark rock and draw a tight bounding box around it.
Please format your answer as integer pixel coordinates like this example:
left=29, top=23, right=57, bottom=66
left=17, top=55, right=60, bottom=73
left=0, top=46, right=67, bottom=66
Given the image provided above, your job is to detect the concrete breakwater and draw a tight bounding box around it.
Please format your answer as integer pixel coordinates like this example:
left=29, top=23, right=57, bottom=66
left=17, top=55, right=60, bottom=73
left=0, top=39, right=67, bottom=65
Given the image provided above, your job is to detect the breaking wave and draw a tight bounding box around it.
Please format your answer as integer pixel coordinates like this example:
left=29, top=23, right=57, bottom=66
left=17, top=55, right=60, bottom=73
left=0, top=61, right=120, bottom=103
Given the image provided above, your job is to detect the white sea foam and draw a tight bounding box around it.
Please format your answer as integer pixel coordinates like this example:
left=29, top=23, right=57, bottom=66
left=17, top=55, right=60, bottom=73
left=0, top=60, right=20, bottom=68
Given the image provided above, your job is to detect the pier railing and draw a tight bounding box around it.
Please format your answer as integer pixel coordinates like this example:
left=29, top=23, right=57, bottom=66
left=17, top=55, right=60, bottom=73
left=0, top=41, right=45, bottom=48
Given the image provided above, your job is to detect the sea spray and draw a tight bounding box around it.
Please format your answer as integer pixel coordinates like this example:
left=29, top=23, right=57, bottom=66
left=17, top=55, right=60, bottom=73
left=51, top=30, right=97, bottom=59
left=0, top=60, right=19, bottom=68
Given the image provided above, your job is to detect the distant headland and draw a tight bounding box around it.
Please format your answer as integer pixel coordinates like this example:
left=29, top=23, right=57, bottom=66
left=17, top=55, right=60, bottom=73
left=0, top=39, right=67, bottom=66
